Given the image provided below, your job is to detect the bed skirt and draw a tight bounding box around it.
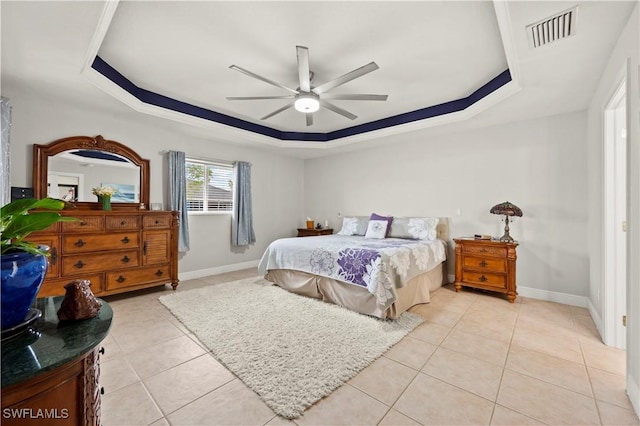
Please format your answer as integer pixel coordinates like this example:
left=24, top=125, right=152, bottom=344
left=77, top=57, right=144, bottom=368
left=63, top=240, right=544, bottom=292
left=264, top=264, right=445, bottom=319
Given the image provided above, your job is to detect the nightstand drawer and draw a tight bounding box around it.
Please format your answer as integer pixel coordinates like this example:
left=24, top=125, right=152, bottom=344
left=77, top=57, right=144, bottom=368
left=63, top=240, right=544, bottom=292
left=462, top=256, right=506, bottom=272
left=462, top=271, right=506, bottom=289
left=462, top=244, right=506, bottom=258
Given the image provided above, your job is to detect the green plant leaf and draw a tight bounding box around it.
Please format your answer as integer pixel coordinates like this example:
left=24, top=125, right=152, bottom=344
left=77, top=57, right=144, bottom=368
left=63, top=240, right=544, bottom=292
left=2, top=213, right=63, bottom=241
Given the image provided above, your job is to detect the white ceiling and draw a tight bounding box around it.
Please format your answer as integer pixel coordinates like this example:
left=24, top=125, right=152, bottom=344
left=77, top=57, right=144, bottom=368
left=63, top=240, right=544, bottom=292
left=1, top=1, right=635, bottom=156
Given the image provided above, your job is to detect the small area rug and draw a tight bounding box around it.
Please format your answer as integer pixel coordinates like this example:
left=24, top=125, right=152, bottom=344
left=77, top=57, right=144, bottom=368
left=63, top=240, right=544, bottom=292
left=158, top=276, right=423, bottom=419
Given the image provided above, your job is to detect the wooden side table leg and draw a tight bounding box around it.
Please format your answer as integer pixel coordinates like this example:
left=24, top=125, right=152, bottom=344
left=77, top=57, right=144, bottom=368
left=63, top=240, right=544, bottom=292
left=454, top=282, right=461, bottom=293
left=507, top=292, right=517, bottom=303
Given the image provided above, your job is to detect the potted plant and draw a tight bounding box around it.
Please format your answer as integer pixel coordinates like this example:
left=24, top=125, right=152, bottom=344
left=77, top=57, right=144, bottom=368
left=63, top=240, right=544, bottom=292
left=1, top=197, right=76, bottom=330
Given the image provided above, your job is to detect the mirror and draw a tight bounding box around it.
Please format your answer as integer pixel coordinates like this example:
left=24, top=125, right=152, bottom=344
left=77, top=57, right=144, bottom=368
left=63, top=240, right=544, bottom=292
left=33, top=135, right=150, bottom=210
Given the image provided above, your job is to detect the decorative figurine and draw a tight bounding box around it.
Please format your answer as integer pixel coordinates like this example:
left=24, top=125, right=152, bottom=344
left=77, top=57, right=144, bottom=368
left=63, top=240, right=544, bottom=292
left=57, top=279, right=102, bottom=321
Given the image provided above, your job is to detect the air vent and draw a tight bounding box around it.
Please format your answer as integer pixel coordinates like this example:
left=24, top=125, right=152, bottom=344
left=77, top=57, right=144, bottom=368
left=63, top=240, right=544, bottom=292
left=526, top=6, right=577, bottom=49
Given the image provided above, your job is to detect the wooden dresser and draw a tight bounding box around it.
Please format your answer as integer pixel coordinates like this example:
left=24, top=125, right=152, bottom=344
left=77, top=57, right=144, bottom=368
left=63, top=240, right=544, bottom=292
left=28, top=210, right=179, bottom=297
left=297, top=228, right=333, bottom=237
left=453, top=238, right=518, bottom=302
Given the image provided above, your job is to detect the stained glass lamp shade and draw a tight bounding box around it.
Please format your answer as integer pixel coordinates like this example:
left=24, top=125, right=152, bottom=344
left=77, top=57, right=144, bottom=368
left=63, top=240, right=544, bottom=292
left=490, top=201, right=523, bottom=242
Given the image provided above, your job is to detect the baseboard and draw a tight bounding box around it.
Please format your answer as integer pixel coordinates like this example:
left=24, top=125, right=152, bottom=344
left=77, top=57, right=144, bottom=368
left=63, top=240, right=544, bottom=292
left=587, top=298, right=604, bottom=338
left=628, top=374, right=640, bottom=421
left=179, top=260, right=259, bottom=281
left=517, top=286, right=589, bottom=308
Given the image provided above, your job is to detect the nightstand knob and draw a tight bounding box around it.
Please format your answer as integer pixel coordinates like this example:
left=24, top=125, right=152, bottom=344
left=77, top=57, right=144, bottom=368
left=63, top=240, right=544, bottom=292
left=479, top=260, right=487, bottom=267
left=479, top=248, right=487, bottom=253
left=479, top=275, right=487, bottom=282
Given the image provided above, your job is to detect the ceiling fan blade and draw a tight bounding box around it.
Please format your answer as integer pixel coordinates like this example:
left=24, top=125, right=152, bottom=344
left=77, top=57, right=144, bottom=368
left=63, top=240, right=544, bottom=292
left=312, top=62, right=379, bottom=94
left=260, top=103, right=294, bottom=120
left=297, top=46, right=311, bottom=93
left=229, top=65, right=299, bottom=94
left=305, top=113, right=313, bottom=127
left=226, top=95, right=296, bottom=100
left=321, top=94, right=388, bottom=101
left=322, top=101, right=357, bottom=120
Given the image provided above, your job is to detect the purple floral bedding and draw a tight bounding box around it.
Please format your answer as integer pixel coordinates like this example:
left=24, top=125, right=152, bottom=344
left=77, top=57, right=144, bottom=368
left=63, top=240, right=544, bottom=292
left=258, top=235, right=446, bottom=308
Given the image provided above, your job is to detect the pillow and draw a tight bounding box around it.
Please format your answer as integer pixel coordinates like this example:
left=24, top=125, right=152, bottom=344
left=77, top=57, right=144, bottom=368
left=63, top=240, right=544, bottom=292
left=364, top=220, right=388, bottom=239
left=389, top=217, right=439, bottom=240
left=370, top=213, right=393, bottom=237
left=337, top=216, right=369, bottom=236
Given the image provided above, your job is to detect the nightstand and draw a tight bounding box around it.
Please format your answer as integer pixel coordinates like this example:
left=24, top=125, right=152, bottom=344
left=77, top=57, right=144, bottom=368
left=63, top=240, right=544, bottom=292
left=297, top=228, right=333, bottom=237
left=453, top=238, right=519, bottom=302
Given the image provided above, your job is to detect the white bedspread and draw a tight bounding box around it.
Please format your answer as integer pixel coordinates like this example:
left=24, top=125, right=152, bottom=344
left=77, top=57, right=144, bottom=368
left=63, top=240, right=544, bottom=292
left=258, top=235, right=446, bottom=309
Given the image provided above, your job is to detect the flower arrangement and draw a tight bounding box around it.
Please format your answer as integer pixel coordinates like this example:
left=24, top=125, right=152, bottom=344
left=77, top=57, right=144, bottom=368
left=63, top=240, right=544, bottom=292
left=92, top=186, right=116, bottom=197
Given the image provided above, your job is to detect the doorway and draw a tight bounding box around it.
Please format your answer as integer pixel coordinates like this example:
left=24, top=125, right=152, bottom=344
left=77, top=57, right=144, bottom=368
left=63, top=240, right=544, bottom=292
left=603, top=78, right=627, bottom=349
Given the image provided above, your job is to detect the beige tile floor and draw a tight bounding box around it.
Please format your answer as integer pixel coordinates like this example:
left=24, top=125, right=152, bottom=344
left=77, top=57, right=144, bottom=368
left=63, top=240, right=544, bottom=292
left=99, top=269, right=639, bottom=426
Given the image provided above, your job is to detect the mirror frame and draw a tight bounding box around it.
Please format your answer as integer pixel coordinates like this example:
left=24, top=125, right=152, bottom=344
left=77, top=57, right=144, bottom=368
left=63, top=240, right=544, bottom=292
left=33, top=135, right=150, bottom=211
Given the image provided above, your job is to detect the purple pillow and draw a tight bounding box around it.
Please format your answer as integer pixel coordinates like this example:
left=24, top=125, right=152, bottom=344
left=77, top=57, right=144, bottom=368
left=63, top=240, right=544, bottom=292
left=370, top=213, right=393, bottom=237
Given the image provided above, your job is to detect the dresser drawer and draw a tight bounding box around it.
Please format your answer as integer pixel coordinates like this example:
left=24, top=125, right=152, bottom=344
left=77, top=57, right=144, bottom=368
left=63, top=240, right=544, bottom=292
left=462, top=256, right=506, bottom=273
left=38, top=274, right=104, bottom=297
left=62, top=251, right=139, bottom=276
left=106, top=265, right=171, bottom=290
left=106, top=215, right=140, bottom=231
left=143, top=214, right=171, bottom=229
left=62, top=232, right=140, bottom=254
left=462, top=244, right=506, bottom=258
left=62, top=216, right=104, bottom=232
left=461, top=271, right=506, bottom=289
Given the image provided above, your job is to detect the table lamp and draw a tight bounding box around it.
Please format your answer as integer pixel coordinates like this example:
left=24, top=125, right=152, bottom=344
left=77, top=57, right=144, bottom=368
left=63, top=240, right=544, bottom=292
left=490, top=201, right=523, bottom=242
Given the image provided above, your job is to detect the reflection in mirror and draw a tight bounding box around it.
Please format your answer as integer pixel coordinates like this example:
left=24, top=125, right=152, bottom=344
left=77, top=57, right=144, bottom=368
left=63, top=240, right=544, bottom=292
left=47, top=150, right=140, bottom=203
left=33, top=135, right=150, bottom=211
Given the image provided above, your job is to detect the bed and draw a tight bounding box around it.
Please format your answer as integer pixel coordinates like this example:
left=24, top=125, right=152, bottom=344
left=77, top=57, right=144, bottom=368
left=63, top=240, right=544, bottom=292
left=258, top=216, right=449, bottom=319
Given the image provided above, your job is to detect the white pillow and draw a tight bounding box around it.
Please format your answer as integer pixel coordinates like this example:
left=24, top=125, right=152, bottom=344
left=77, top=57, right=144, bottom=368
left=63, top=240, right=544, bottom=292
left=337, top=216, right=369, bottom=236
left=337, top=217, right=359, bottom=235
left=389, top=217, right=439, bottom=240
left=365, top=220, right=388, bottom=239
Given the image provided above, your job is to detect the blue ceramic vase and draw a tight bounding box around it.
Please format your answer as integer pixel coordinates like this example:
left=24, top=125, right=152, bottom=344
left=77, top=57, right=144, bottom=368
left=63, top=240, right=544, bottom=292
left=1, top=250, right=48, bottom=330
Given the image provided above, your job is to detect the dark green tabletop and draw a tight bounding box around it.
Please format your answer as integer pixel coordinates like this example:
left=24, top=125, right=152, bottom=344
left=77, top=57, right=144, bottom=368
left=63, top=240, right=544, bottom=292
left=1, top=297, right=112, bottom=388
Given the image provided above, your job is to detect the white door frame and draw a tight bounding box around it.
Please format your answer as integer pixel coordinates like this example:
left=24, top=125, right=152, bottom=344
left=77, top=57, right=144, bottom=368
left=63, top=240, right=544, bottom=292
left=602, top=74, right=627, bottom=349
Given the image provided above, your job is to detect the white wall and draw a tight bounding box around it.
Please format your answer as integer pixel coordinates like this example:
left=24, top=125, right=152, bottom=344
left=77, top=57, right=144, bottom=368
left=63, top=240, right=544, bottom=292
left=5, top=86, right=305, bottom=277
left=586, top=3, right=640, bottom=416
left=304, top=111, right=589, bottom=300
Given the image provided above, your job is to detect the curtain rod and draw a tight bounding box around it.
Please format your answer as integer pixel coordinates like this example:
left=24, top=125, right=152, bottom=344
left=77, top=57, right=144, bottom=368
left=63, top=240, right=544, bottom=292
left=158, top=151, right=239, bottom=165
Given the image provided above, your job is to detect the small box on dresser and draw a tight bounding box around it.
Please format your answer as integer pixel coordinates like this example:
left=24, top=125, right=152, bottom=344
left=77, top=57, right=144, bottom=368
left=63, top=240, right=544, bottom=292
left=453, top=238, right=518, bottom=302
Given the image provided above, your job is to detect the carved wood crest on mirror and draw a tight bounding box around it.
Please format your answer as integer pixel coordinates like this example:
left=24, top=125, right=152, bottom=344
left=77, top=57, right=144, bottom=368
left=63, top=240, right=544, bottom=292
left=33, top=135, right=150, bottom=211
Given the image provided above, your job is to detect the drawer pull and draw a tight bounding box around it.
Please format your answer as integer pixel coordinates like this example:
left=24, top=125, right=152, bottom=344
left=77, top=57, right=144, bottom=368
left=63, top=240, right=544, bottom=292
left=479, top=275, right=487, bottom=282
left=155, top=269, right=164, bottom=277
left=143, top=242, right=147, bottom=255
left=80, top=221, right=87, bottom=226
left=74, top=239, right=86, bottom=247
left=479, top=260, right=487, bottom=267
left=50, top=247, right=58, bottom=265
left=74, top=260, right=85, bottom=268
left=121, top=256, right=130, bottom=263
left=120, top=220, right=126, bottom=226
left=155, top=220, right=159, bottom=224
left=116, top=276, right=126, bottom=283
left=479, top=248, right=487, bottom=253
left=121, top=236, right=130, bottom=244
left=100, top=387, right=105, bottom=395
left=99, top=347, right=105, bottom=355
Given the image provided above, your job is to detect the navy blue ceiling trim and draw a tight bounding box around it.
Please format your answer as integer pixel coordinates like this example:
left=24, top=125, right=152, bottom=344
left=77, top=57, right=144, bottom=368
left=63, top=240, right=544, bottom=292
left=91, top=56, right=511, bottom=142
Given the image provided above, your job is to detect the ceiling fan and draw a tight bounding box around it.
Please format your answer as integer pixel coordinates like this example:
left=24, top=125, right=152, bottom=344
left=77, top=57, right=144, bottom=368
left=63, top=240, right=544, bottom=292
left=226, top=46, right=388, bottom=126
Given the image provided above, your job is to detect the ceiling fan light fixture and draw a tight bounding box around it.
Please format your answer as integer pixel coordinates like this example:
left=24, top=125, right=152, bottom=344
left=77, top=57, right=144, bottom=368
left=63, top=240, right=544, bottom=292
left=294, top=95, right=320, bottom=113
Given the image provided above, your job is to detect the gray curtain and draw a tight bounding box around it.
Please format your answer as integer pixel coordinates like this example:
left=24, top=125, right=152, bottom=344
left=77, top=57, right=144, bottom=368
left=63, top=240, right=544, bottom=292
left=168, top=151, right=190, bottom=252
left=232, top=161, right=255, bottom=246
left=1, top=97, right=11, bottom=206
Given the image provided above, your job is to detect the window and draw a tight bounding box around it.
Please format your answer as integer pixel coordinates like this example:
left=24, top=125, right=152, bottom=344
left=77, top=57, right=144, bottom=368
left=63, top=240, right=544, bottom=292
left=185, top=158, right=234, bottom=213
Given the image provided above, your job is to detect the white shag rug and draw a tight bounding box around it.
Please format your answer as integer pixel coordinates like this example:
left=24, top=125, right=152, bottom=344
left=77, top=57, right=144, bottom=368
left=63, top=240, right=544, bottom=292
left=158, top=277, right=423, bottom=419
